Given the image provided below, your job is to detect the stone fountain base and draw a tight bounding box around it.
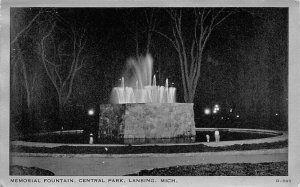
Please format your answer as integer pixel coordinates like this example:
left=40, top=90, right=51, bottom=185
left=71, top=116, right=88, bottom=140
left=98, top=103, right=196, bottom=144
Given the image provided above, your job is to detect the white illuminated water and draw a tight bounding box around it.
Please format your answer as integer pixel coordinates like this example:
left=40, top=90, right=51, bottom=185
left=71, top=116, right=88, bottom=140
left=111, top=54, right=176, bottom=104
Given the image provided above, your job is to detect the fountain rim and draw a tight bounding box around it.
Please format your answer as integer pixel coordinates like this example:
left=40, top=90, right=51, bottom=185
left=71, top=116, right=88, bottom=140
left=11, top=128, right=287, bottom=148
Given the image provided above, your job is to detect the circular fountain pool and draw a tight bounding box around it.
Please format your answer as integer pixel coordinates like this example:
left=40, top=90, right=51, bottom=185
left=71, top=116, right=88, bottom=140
left=18, top=128, right=284, bottom=145
left=10, top=128, right=288, bottom=177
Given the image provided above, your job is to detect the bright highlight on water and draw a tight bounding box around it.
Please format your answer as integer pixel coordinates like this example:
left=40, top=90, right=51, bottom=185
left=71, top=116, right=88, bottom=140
left=111, top=54, right=176, bottom=104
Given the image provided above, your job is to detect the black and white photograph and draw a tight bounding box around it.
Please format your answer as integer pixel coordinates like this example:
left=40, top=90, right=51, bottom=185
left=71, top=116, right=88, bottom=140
left=1, top=0, right=300, bottom=186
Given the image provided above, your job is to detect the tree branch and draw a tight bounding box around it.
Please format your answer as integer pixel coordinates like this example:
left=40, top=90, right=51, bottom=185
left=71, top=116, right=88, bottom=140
left=41, top=22, right=60, bottom=94
left=212, top=11, right=234, bottom=30
left=153, top=30, right=180, bottom=53
left=11, top=10, right=42, bottom=45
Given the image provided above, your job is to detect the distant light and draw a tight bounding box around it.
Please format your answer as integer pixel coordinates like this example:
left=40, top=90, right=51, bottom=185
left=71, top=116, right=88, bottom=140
left=89, top=134, right=94, bottom=144
left=230, top=109, right=233, bottom=112
left=214, top=104, right=220, bottom=111
left=214, top=130, right=220, bottom=136
left=204, top=108, right=211, bottom=115
left=213, top=110, right=217, bottom=114
left=221, top=117, right=223, bottom=119
left=88, top=109, right=95, bottom=116
left=236, top=115, right=239, bottom=118
left=206, top=134, right=210, bottom=142
left=275, top=113, right=278, bottom=116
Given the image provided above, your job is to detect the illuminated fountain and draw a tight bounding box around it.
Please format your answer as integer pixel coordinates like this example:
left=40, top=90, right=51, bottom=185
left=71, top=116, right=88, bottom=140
left=99, top=54, right=195, bottom=144
left=111, top=54, right=176, bottom=104
left=111, top=76, right=176, bottom=104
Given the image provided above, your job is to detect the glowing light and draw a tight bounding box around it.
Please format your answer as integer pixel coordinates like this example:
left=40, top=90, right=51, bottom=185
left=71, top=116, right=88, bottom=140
left=230, top=109, right=233, bottom=112
left=275, top=113, right=278, bottom=116
left=236, top=115, right=239, bottom=118
left=204, top=108, right=211, bottom=115
left=214, top=104, right=220, bottom=111
left=211, top=104, right=220, bottom=114
left=214, top=131, right=220, bottom=142
left=206, top=134, right=210, bottom=142
left=89, top=133, right=94, bottom=144
left=88, top=109, right=95, bottom=116
left=214, top=131, right=220, bottom=136
left=221, top=117, right=223, bottom=119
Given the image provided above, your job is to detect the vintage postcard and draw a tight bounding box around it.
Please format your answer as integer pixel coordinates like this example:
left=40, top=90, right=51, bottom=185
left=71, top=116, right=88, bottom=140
left=0, top=0, right=299, bottom=186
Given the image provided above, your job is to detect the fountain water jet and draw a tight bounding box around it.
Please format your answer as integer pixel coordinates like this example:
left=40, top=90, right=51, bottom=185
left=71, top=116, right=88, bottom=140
left=110, top=54, right=176, bottom=104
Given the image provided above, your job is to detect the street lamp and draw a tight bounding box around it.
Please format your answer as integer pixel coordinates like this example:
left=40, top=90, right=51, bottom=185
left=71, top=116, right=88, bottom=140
left=88, top=109, right=95, bottom=116
left=204, top=108, right=211, bottom=115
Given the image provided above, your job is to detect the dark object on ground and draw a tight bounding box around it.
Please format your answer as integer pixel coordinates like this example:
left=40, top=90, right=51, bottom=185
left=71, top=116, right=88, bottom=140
left=10, top=140, right=287, bottom=154
left=10, top=165, right=55, bottom=176
left=126, top=161, right=288, bottom=176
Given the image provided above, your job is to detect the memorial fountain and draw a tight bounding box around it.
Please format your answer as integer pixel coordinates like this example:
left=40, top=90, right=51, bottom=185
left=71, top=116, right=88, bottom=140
left=98, top=54, right=196, bottom=144
left=15, top=54, right=285, bottom=145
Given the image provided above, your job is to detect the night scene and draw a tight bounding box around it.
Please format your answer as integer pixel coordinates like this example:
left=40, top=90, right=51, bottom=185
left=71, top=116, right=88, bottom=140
left=10, top=7, right=288, bottom=177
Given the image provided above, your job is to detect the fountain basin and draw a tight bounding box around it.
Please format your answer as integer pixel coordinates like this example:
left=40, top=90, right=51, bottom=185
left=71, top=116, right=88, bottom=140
left=98, top=103, right=196, bottom=143
left=15, top=128, right=285, bottom=145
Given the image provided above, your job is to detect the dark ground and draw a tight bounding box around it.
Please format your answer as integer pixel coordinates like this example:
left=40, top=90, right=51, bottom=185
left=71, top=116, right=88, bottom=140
left=127, top=161, right=288, bottom=176
left=10, top=165, right=55, bottom=176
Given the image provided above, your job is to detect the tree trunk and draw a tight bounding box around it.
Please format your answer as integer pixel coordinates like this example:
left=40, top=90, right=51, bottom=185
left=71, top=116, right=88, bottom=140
left=26, top=94, right=34, bottom=130
left=58, top=95, right=64, bottom=130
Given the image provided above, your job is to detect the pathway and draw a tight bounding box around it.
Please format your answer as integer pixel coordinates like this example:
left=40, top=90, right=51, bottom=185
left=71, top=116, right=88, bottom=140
left=10, top=148, right=288, bottom=176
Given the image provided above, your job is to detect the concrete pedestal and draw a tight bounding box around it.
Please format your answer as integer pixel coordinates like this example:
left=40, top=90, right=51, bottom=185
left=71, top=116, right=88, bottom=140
left=98, top=103, right=195, bottom=144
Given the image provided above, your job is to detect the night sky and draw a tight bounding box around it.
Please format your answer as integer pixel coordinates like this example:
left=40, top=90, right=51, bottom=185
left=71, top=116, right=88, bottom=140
left=10, top=7, right=288, bottom=132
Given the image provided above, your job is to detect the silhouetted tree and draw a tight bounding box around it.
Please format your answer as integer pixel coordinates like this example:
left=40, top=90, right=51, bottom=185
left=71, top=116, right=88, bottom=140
left=39, top=12, right=88, bottom=128
left=10, top=8, right=45, bottom=132
left=155, top=8, right=234, bottom=103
